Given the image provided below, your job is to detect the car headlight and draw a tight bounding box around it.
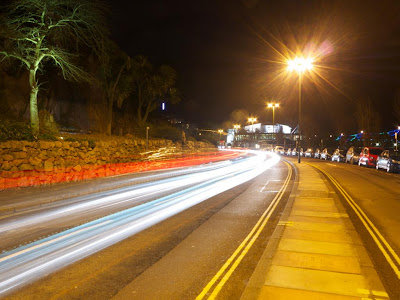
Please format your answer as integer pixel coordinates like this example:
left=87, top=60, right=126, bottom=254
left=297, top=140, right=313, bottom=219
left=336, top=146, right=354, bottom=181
left=392, top=160, right=399, bottom=164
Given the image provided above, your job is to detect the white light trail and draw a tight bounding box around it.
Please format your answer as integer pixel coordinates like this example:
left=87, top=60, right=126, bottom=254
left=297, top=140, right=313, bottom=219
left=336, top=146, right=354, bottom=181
left=0, top=151, right=280, bottom=296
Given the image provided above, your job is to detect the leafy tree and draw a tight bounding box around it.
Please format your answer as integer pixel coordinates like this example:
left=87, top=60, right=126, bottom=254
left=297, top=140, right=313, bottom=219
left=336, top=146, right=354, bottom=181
left=132, top=56, right=180, bottom=127
left=0, top=0, right=108, bottom=135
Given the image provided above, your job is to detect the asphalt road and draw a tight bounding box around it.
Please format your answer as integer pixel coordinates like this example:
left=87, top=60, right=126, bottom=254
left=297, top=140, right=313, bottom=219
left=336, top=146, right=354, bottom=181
left=0, top=151, right=294, bottom=299
left=4, top=153, right=399, bottom=299
left=285, top=156, right=400, bottom=296
left=0, top=157, right=249, bottom=251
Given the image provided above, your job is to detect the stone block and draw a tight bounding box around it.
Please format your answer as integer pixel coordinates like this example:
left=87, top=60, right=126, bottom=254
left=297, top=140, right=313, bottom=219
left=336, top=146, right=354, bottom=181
left=11, top=159, right=23, bottom=167
left=19, top=163, right=34, bottom=171
left=39, top=141, right=54, bottom=149
left=44, top=160, right=54, bottom=172
left=13, top=151, right=28, bottom=159
left=2, top=154, right=13, bottom=161
left=1, top=161, right=11, bottom=170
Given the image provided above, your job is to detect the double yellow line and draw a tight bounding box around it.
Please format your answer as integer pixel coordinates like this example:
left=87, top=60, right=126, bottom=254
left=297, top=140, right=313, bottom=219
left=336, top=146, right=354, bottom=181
left=196, top=162, right=292, bottom=300
left=308, top=163, right=400, bottom=279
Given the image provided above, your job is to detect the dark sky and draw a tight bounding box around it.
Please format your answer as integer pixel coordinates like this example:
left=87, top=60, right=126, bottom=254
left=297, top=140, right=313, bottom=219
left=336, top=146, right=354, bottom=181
left=108, top=0, right=400, bottom=133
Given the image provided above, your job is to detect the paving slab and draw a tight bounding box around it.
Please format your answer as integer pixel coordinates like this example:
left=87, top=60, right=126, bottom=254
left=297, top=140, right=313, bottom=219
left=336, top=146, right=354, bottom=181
left=242, top=162, right=388, bottom=300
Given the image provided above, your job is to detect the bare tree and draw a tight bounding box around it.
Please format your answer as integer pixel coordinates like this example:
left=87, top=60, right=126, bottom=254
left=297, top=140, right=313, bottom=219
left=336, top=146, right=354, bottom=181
left=394, top=91, right=400, bottom=125
left=356, top=98, right=381, bottom=145
left=0, top=0, right=108, bottom=135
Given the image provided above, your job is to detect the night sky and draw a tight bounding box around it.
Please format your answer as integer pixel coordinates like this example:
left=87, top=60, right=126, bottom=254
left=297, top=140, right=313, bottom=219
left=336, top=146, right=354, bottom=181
left=108, top=0, right=400, bottom=133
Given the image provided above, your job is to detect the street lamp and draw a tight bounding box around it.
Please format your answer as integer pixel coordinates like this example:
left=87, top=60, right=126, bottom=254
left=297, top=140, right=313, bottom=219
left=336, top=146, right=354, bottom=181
left=248, top=117, right=257, bottom=147
left=360, top=130, right=365, bottom=146
left=396, top=126, right=400, bottom=151
left=146, top=126, right=150, bottom=150
left=218, top=129, right=223, bottom=147
left=248, top=117, right=257, bottom=132
left=233, top=124, right=240, bottom=147
left=267, top=103, right=279, bottom=143
left=287, top=56, right=314, bottom=163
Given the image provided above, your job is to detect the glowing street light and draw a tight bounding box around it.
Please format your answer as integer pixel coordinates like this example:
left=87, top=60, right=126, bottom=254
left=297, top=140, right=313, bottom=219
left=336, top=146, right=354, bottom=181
left=287, top=57, right=314, bottom=73
left=218, top=129, right=223, bottom=139
left=267, top=103, right=279, bottom=143
left=395, top=126, right=400, bottom=151
left=287, top=55, right=314, bottom=163
left=248, top=117, right=257, bottom=133
left=360, top=130, right=365, bottom=146
left=248, top=117, right=257, bottom=145
left=233, top=124, right=241, bottom=130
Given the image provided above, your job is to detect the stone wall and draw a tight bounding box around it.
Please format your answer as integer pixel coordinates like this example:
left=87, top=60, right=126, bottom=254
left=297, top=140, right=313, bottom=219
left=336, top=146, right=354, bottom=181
left=0, top=138, right=215, bottom=189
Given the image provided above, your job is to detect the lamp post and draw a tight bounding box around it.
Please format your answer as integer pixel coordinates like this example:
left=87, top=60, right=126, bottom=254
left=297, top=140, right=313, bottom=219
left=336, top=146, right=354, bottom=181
left=218, top=129, right=223, bottom=147
left=267, top=103, right=279, bottom=144
left=287, top=56, right=313, bottom=163
left=360, top=130, right=364, bottom=146
left=396, top=126, right=400, bottom=151
left=248, top=117, right=257, bottom=146
left=233, top=124, right=240, bottom=147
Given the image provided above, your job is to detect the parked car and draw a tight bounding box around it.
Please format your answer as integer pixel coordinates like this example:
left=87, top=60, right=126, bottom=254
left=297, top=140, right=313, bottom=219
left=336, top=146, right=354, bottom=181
left=274, top=146, right=285, bottom=155
left=358, top=147, right=384, bottom=167
left=314, top=148, right=321, bottom=159
left=331, top=149, right=345, bottom=162
left=285, top=148, right=292, bottom=156
left=376, top=150, right=400, bottom=173
left=299, top=148, right=304, bottom=156
left=291, top=148, right=298, bottom=156
left=320, top=148, right=334, bottom=160
left=304, top=148, right=313, bottom=157
left=345, top=146, right=363, bottom=164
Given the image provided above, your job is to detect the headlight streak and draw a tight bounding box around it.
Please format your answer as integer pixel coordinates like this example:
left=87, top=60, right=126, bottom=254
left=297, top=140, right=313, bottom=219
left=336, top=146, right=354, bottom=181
left=0, top=159, right=239, bottom=234
left=0, top=151, right=280, bottom=296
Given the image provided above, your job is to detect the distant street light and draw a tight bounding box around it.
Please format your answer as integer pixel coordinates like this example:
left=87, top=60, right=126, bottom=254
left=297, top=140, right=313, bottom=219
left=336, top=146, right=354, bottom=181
left=360, top=130, right=365, bottom=146
left=248, top=117, right=257, bottom=132
left=267, top=103, right=279, bottom=143
left=248, top=117, right=257, bottom=146
left=287, top=56, right=314, bottom=163
left=218, top=129, right=223, bottom=146
left=233, top=124, right=240, bottom=147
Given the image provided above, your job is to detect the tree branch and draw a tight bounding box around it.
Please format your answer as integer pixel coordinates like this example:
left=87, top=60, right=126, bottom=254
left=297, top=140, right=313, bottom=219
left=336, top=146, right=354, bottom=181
left=0, top=51, right=31, bottom=68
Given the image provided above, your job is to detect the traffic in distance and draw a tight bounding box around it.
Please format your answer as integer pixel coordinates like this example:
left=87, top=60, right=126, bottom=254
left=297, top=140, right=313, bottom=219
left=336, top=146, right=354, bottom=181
left=275, top=145, right=400, bottom=173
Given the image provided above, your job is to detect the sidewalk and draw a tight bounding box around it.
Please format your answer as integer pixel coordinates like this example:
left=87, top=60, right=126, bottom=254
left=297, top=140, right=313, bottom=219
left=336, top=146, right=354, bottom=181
left=242, top=162, right=389, bottom=300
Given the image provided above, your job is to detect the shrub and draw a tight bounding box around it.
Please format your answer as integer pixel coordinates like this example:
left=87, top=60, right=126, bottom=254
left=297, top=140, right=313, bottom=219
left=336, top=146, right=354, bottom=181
left=38, top=133, right=58, bottom=141
left=39, top=109, right=59, bottom=135
left=0, top=119, right=35, bottom=141
left=150, top=124, right=183, bottom=142
left=64, top=136, right=96, bottom=148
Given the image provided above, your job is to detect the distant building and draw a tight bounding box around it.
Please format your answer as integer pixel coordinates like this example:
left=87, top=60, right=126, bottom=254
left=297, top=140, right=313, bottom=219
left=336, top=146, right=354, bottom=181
left=227, top=123, right=298, bottom=148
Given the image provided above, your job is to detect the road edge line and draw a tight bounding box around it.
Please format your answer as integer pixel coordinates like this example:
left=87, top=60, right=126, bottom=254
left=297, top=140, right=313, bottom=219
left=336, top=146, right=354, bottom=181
left=196, top=160, right=293, bottom=300
left=307, top=163, right=400, bottom=280
left=240, top=159, right=298, bottom=300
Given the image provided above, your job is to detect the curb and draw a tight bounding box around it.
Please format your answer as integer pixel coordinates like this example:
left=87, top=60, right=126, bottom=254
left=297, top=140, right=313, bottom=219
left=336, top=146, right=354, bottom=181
left=240, top=158, right=298, bottom=300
